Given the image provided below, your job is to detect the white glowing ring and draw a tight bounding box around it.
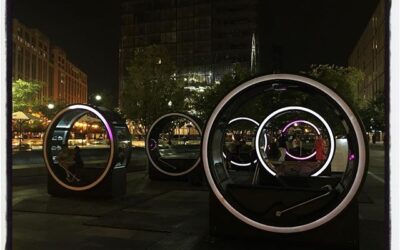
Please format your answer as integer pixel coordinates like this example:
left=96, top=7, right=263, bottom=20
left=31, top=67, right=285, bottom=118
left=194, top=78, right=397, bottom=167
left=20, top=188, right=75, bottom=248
left=202, top=74, right=367, bottom=233
left=146, top=113, right=202, bottom=176
left=281, top=119, right=321, bottom=160
left=256, top=107, right=335, bottom=176
left=43, top=104, right=115, bottom=191
left=222, top=117, right=259, bottom=167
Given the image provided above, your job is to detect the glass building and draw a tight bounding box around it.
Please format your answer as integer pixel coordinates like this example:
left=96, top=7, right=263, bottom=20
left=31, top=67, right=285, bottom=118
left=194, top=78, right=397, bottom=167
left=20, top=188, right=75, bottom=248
left=348, top=0, right=385, bottom=104
left=119, top=0, right=259, bottom=101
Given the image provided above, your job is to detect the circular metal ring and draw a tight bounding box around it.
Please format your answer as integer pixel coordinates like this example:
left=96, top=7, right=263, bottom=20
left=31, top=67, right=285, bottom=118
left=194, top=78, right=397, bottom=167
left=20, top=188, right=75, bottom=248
left=202, top=74, right=367, bottom=233
left=146, top=112, right=202, bottom=176
left=43, top=104, right=116, bottom=191
left=255, top=106, right=335, bottom=176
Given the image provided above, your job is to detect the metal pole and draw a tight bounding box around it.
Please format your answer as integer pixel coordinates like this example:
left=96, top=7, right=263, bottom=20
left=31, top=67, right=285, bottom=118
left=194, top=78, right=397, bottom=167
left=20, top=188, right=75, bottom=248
left=19, top=120, right=22, bottom=151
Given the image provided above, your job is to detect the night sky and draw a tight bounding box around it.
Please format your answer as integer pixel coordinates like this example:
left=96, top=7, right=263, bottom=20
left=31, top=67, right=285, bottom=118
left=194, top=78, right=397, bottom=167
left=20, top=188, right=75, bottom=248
left=11, top=0, right=121, bottom=105
left=11, top=0, right=380, bottom=104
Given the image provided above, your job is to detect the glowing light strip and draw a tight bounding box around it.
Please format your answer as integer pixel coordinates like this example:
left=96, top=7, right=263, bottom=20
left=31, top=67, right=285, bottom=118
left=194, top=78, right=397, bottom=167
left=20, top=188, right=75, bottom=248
left=69, top=105, right=114, bottom=141
left=43, top=104, right=115, bottom=191
left=255, top=106, right=335, bottom=177
left=202, top=74, right=366, bottom=233
left=281, top=119, right=320, bottom=161
left=228, top=117, right=259, bottom=125
left=146, top=113, right=202, bottom=176
left=282, top=120, right=320, bottom=135
left=223, top=117, right=259, bottom=166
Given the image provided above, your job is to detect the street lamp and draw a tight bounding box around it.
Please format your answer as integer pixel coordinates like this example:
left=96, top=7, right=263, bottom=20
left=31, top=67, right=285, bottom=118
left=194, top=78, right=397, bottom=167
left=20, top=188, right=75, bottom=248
left=95, top=95, right=102, bottom=101
left=168, top=100, right=172, bottom=108
left=47, top=103, right=55, bottom=110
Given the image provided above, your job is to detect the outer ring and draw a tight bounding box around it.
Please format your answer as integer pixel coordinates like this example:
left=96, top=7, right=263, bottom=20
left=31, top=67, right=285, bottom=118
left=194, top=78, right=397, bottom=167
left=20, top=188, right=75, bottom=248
left=202, top=74, right=367, bottom=233
left=222, top=117, right=259, bottom=167
left=255, top=107, right=335, bottom=176
left=282, top=119, right=320, bottom=160
left=146, top=112, right=202, bottom=176
left=43, top=104, right=115, bottom=191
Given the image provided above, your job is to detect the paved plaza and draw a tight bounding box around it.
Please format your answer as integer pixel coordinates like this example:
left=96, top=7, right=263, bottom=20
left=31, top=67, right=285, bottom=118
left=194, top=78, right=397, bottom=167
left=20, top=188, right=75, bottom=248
left=11, top=144, right=386, bottom=250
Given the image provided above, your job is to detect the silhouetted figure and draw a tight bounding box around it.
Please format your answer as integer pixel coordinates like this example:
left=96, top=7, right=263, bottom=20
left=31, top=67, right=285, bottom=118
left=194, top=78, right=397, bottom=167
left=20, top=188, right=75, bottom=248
left=314, top=135, right=326, bottom=163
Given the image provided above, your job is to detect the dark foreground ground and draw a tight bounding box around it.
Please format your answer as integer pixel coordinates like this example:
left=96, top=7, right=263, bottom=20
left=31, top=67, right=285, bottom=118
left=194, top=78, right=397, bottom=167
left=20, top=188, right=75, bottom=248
left=11, top=144, right=386, bottom=250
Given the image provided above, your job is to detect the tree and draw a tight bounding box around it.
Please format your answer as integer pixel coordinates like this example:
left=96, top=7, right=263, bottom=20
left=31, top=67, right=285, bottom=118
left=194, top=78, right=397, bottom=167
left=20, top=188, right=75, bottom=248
left=120, top=45, right=186, bottom=132
left=33, top=99, right=66, bottom=120
left=12, top=79, right=42, bottom=112
left=192, top=63, right=251, bottom=120
left=303, top=64, right=365, bottom=110
left=359, top=91, right=385, bottom=132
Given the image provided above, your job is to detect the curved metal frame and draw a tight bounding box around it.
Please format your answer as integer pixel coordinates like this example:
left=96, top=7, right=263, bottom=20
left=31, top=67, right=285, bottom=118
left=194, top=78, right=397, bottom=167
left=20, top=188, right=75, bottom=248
left=255, top=106, right=335, bottom=176
left=146, top=112, right=202, bottom=177
left=281, top=119, right=321, bottom=160
left=43, top=104, right=126, bottom=191
left=202, top=74, right=367, bottom=233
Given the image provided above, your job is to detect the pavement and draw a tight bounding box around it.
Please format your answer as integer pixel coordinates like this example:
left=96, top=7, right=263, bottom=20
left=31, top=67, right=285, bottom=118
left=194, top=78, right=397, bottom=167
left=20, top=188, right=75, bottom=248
left=10, top=143, right=386, bottom=250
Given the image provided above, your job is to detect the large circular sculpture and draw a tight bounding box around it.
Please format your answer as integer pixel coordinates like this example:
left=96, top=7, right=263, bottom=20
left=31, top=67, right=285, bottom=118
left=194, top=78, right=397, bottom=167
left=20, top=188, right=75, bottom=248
left=202, top=74, right=368, bottom=233
left=255, top=106, right=335, bottom=177
left=43, top=104, right=132, bottom=191
left=146, top=113, right=202, bottom=176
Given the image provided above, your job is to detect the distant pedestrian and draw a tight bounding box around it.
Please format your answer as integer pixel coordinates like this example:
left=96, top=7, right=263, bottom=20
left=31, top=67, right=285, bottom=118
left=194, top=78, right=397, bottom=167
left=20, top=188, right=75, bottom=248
left=314, top=135, right=326, bottom=163
left=291, top=136, right=300, bottom=155
left=278, top=132, right=287, bottom=163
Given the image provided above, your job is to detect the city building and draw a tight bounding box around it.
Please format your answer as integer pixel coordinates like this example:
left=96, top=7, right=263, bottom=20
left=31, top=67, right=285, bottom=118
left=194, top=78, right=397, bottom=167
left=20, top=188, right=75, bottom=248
left=348, top=0, right=385, bottom=104
left=119, top=0, right=259, bottom=102
left=12, top=19, right=88, bottom=106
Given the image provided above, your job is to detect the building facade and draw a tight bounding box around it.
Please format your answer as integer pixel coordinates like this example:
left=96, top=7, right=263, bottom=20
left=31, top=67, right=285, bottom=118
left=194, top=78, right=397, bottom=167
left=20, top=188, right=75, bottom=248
left=348, top=0, right=385, bottom=104
left=12, top=19, right=88, bottom=105
left=119, top=0, right=258, bottom=100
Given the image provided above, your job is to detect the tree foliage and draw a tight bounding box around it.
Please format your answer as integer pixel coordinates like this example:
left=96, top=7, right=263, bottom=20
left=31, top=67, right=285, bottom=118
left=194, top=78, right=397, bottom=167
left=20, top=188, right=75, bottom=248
left=90, top=89, right=116, bottom=111
left=33, top=100, right=66, bottom=120
left=192, top=64, right=251, bottom=121
left=12, top=79, right=42, bottom=112
left=120, top=45, right=186, bottom=132
left=359, top=91, right=385, bottom=131
left=303, top=64, right=365, bottom=109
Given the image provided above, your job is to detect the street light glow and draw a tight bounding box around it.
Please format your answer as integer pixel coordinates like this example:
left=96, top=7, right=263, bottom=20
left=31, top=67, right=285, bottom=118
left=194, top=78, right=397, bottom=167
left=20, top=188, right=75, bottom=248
left=95, top=95, right=102, bottom=101
left=47, top=103, right=55, bottom=110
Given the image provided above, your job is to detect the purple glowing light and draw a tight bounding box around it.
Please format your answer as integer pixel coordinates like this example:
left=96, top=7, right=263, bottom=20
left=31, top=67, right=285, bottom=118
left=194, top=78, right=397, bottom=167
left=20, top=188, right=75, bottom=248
left=69, top=104, right=114, bottom=141
left=282, top=119, right=321, bottom=135
left=282, top=120, right=320, bottom=161
left=349, top=153, right=355, bottom=161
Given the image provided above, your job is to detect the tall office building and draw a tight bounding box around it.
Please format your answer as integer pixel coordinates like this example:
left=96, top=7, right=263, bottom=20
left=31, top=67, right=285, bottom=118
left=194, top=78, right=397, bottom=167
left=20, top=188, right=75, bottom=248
left=12, top=19, right=88, bottom=106
left=119, top=0, right=258, bottom=101
left=348, top=0, right=385, bottom=104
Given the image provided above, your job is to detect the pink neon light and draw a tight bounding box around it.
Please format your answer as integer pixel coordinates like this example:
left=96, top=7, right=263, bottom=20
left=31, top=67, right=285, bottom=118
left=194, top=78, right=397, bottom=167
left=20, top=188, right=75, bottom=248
left=282, top=120, right=320, bottom=161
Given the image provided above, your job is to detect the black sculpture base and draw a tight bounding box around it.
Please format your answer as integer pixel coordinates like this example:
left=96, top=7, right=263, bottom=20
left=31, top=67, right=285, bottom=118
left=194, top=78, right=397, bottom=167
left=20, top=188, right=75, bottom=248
left=209, top=189, right=359, bottom=250
left=47, top=167, right=127, bottom=198
left=148, top=160, right=204, bottom=185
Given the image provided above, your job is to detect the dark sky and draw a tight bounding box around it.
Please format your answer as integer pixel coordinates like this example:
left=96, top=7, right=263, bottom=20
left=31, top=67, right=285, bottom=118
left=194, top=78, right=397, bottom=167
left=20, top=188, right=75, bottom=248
left=259, top=0, right=380, bottom=73
left=11, top=0, right=121, bottom=104
left=11, top=0, right=380, bottom=103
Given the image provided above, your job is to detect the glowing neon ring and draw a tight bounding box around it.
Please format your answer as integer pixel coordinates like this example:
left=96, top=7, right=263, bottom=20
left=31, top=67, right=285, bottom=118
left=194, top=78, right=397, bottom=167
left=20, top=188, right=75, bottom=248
left=43, top=104, right=115, bottom=191
left=222, top=117, right=259, bottom=167
left=256, top=107, right=335, bottom=176
left=146, top=112, right=202, bottom=176
left=281, top=119, right=321, bottom=160
left=202, top=74, right=367, bottom=233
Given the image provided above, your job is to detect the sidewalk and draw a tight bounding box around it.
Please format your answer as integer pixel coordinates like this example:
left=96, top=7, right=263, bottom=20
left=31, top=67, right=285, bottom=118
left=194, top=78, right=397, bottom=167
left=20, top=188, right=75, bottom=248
left=12, top=170, right=385, bottom=250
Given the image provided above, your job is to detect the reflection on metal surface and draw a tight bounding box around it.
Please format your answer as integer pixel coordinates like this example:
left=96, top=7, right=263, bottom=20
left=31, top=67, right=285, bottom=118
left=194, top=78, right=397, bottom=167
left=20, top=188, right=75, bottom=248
left=202, top=74, right=368, bottom=233
left=255, top=106, right=335, bottom=177
left=146, top=113, right=202, bottom=176
left=43, top=104, right=131, bottom=191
